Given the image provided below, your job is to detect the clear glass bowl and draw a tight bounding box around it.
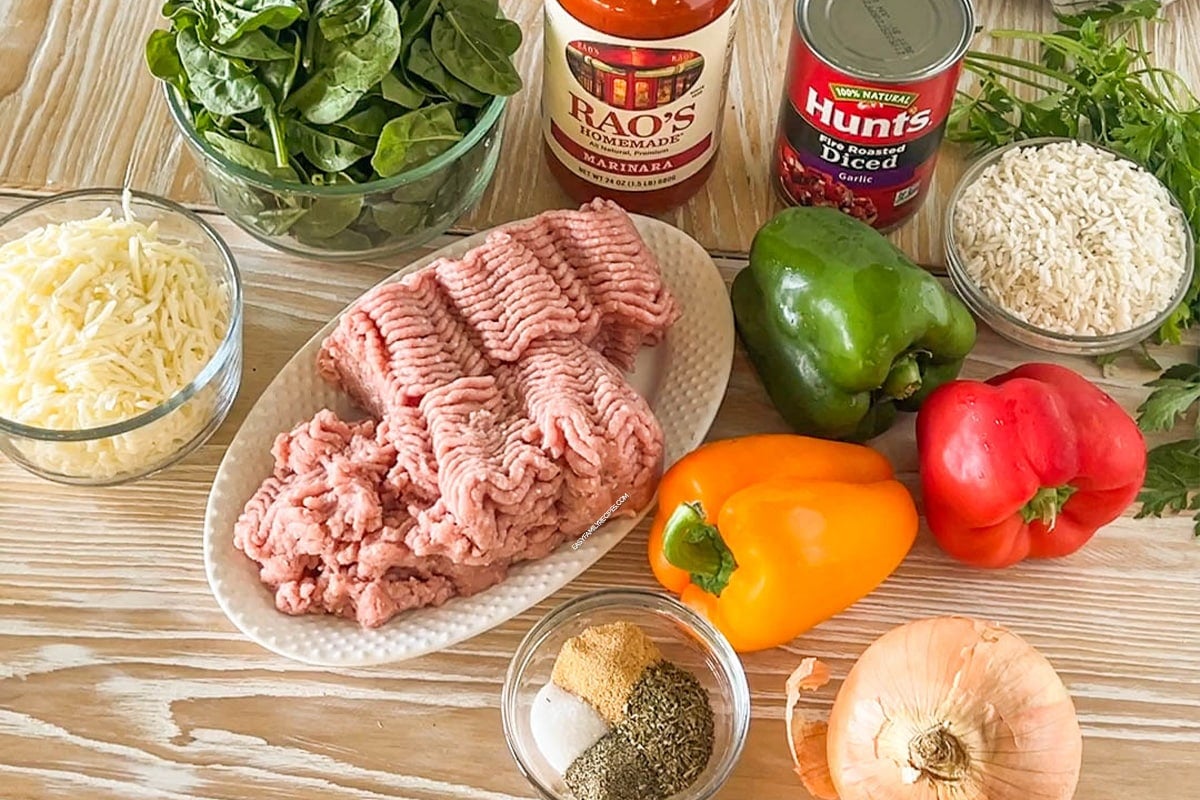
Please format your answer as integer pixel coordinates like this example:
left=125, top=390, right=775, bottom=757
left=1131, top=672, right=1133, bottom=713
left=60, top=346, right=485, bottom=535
left=502, top=589, right=751, bottom=800
left=0, top=189, right=243, bottom=485
left=945, top=136, right=1195, bottom=355
left=165, top=86, right=506, bottom=262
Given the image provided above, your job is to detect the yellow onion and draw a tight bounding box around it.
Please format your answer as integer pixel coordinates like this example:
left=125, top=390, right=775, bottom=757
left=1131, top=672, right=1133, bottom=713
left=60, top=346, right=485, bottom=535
left=787, top=617, right=1083, bottom=800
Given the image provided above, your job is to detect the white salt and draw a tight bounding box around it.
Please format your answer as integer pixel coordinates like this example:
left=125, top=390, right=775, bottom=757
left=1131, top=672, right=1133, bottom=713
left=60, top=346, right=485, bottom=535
left=530, top=681, right=610, bottom=773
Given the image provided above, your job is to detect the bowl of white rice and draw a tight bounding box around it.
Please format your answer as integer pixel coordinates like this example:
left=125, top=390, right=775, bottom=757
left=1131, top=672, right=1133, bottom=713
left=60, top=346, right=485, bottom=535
left=945, top=137, right=1194, bottom=354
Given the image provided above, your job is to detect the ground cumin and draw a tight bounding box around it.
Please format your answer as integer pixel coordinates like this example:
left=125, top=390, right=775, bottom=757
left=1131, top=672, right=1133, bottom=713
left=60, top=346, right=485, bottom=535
left=552, top=621, right=662, bottom=723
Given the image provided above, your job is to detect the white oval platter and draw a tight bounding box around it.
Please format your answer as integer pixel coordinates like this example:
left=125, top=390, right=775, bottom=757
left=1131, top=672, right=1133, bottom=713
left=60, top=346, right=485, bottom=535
left=204, top=214, right=735, bottom=667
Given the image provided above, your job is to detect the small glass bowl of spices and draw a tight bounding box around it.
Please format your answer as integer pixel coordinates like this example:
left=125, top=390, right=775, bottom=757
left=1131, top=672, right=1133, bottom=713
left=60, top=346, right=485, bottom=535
left=502, top=588, right=750, bottom=800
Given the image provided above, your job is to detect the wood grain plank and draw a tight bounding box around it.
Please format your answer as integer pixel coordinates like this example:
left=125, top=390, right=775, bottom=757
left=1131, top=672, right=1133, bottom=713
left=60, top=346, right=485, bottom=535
left=0, top=190, right=1197, bottom=798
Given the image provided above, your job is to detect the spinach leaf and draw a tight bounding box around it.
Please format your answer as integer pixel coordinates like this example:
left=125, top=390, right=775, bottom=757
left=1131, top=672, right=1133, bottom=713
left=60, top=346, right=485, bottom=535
left=407, top=37, right=489, bottom=105
left=199, top=26, right=295, bottom=60
left=441, top=0, right=497, bottom=15
left=335, top=102, right=393, bottom=138
left=372, top=102, right=463, bottom=176
left=162, top=1, right=196, bottom=18
left=197, top=0, right=308, bottom=44
left=371, top=200, right=427, bottom=235
left=177, top=28, right=273, bottom=115
left=191, top=108, right=218, bottom=134
left=258, top=30, right=302, bottom=101
left=314, top=0, right=375, bottom=41
left=441, top=0, right=519, bottom=55
left=145, top=30, right=188, bottom=93
left=204, top=129, right=299, bottom=179
left=472, top=17, right=521, bottom=57
left=297, top=225, right=375, bottom=249
left=288, top=121, right=373, bottom=171
left=239, top=120, right=275, bottom=150
left=254, top=204, right=311, bottom=234
left=206, top=164, right=306, bottom=235
left=291, top=193, right=366, bottom=239
left=400, top=0, right=440, bottom=46
left=381, top=68, right=427, bottom=109
left=395, top=169, right=451, bottom=203
left=404, top=36, right=446, bottom=87
left=210, top=178, right=269, bottom=225
left=162, top=0, right=203, bottom=27
left=285, top=0, right=402, bottom=124
left=441, top=77, right=489, bottom=107
left=429, top=12, right=521, bottom=96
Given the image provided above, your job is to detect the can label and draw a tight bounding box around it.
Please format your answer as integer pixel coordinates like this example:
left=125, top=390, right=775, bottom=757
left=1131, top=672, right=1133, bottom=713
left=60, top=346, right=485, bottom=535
left=542, top=0, right=739, bottom=193
left=774, top=34, right=962, bottom=230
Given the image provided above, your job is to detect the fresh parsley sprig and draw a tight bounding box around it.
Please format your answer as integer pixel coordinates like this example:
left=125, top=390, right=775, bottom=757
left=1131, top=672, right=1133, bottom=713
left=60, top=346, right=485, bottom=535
left=1136, top=362, right=1200, bottom=536
left=1138, top=363, right=1200, bottom=432
left=948, top=0, right=1200, bottom=342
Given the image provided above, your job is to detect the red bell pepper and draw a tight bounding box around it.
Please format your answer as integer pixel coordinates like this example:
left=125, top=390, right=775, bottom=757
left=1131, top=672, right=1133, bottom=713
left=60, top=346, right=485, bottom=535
left=916, top=363, right=1146, bottom=568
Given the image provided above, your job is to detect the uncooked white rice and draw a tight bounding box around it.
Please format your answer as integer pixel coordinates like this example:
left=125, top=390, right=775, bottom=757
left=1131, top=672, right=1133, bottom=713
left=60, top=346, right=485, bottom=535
left=952, top=140, right=1189, bottom=336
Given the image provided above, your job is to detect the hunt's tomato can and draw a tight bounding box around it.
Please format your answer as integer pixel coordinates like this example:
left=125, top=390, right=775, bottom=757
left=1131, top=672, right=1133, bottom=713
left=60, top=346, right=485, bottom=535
left=774, top=0, right=975, bottom=231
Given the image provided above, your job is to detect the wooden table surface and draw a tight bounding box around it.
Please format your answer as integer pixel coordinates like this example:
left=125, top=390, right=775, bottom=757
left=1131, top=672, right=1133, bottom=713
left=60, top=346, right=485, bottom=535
left=1, top=1, right=1198, bottom=799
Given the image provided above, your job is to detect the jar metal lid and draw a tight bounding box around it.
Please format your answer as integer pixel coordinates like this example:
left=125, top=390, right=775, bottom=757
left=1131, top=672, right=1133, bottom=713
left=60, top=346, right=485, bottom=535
left=796, top=0, right=976, bottom=83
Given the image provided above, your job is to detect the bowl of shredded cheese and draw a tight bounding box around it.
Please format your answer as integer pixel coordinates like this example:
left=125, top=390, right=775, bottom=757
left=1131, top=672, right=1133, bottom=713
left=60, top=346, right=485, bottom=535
left=0, top=189, right=242, bottom=485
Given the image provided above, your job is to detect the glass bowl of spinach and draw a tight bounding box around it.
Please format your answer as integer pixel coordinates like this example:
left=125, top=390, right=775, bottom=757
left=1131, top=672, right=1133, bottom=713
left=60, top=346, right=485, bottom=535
left=149, top=0, right=522, bottom=261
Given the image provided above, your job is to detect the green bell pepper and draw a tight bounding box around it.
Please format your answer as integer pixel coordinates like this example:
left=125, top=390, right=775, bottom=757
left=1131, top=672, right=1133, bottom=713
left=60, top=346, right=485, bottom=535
left=731, top=207, right=977, bottom=442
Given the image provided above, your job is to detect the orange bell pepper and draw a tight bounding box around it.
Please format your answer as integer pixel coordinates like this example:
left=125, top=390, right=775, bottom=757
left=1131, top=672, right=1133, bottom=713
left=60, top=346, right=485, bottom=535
left=648, top=435, right=918, bottom=653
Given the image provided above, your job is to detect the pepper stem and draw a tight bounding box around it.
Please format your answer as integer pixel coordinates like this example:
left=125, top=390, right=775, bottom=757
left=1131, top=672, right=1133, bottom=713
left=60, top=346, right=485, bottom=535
left=882, top=353, right=924, bottom=401
left=661, top=502, right=738, bottom=597
left=1020, top=486, right=1078, bottom=530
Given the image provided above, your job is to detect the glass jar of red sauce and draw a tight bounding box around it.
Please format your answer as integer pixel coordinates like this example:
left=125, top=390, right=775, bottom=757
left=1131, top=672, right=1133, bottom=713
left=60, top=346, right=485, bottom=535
left=542, top=0, right=740, bottom=214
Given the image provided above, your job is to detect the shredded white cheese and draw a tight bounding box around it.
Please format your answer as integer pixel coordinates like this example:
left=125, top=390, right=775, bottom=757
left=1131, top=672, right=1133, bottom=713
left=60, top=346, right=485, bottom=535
left=0, top=205, right=231, bottom=479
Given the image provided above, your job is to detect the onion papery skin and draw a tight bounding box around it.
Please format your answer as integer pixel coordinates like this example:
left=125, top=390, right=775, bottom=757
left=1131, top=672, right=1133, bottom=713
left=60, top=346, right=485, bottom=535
left=826, top=616, right=1082, bottom=800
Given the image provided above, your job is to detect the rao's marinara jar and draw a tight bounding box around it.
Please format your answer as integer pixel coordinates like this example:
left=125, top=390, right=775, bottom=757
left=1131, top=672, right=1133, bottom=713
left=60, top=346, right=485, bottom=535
left=774, top=0, right=974, bottom=231
left=542, top=0, right=741, bottom=214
